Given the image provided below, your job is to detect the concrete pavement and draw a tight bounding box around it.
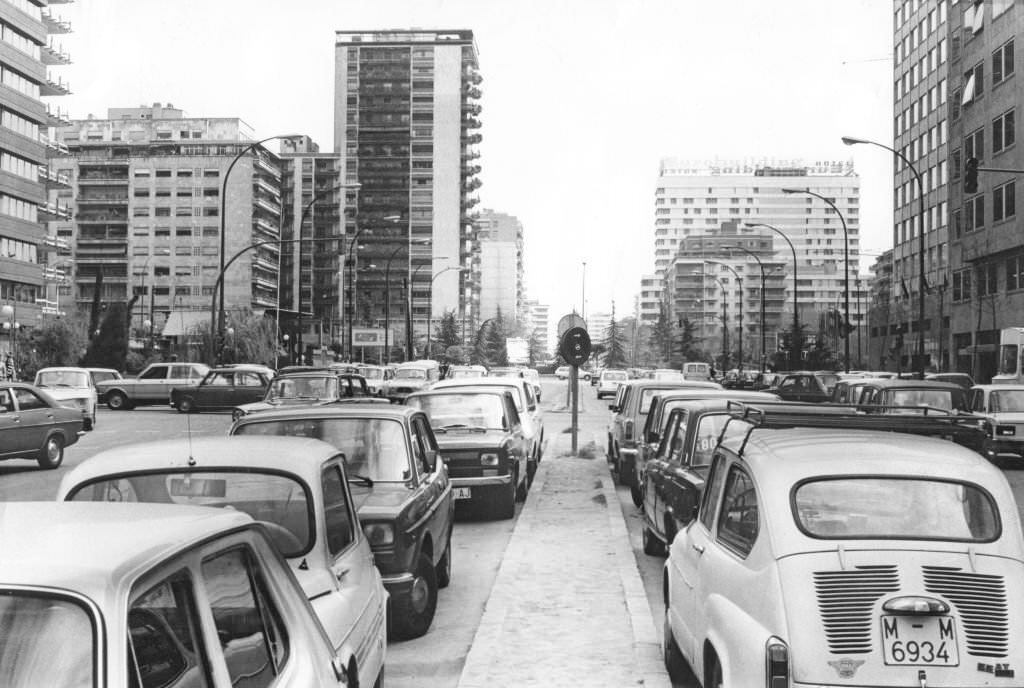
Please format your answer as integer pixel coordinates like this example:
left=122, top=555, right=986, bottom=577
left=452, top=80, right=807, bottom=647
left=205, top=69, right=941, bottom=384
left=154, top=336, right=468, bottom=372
left=456, top=411, right=671, bottom=688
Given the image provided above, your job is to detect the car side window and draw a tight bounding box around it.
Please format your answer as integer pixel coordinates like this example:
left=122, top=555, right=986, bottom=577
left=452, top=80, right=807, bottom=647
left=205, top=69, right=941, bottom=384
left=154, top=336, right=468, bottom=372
left=969, top=390, right=984, bottom=412
left=657, top=412, right=682, bottom=460
left=129, top=572, right=211, bottom=688
left=778, top=377, right=795, bottom=389
left=139, top=366, right=167, bottom=380
left=201, top=548, right=289, bottom=686
left=407, top=426, right=424, bottom=482
left=322, top=465, right=356, bottom=555
left=412, top=418, right=437, bottom=473
left=0, top=389, right=13, bottom=413
left=207, top=372, right=232, bottom=386
left=237, top=372, right=263, bottom=387
left=698, top=455, right=728, bottom=531
left=716, top=466, right=759, bottom=557
left=13, top=388, right=47, bottom=411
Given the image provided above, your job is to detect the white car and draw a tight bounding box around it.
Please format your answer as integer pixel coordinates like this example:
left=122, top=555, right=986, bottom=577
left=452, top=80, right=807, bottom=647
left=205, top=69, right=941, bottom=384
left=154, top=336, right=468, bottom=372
left=596, top=368, right=629, bottom=399
left=0, top=502, right=352, bottom=687
left=968, top=384, right=1024, bottom=465
left=664, top=405, right=1024, bottom=687
left=58, top=435, right=387, bottom=688
left=33, top=366, right=98, bottom=430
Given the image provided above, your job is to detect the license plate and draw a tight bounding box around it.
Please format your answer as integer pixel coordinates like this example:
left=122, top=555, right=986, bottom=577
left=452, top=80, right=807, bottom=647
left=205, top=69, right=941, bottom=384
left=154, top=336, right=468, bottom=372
left=881, top=615, right=959, bottom=666
left=453, top=487, right=472, bottom=500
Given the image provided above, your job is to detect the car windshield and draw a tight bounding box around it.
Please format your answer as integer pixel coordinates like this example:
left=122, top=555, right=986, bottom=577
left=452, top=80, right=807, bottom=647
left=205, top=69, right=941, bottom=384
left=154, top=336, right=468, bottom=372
left=0, top=593, right=94, bottom=688
left=359, top=368, right=383, bottom=379
left=604, top=372, right=628, bottom=381
left=887, top=389, right=956, bottom=411
left=396, top=369, right=426, bottom=380
left=407, top=393, right=506, bottom=429
left=448, top=369, right=479, bottom=378
left=793, top=478, right=999, bottom=541
left=234, top=418, right=411, bottom=482
left=35, top=371, right=90, bottom=388
left=67, top=471, right=312, bottom=557
left=268, top=376, right=335, bottom=400
left=990, top=390, right=1024, bottom=412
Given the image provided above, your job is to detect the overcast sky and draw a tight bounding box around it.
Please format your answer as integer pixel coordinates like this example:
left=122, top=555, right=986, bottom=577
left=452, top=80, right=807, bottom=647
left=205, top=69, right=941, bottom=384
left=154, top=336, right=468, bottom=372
left=57, top=0, right=894, bottom=325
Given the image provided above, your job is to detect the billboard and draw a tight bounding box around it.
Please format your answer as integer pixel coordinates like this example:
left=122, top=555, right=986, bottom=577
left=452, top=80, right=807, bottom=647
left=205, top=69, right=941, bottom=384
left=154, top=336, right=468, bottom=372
left=352, top=328, right=385, bottom=346
left=506, top=337, right=529, bottom=364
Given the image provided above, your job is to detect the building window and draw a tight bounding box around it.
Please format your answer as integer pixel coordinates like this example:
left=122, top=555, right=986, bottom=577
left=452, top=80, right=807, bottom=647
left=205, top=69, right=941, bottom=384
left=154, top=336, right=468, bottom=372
left=993, top=39, right=1014, bottom=84
left=962, top=62, right=983, bottom=105
left=964, top=194, right=985, bottom=231
left=155, top=207, right=171, bottom=217
left=952, top=268, right=972, bottom=302
left=993, top=0, right=1012, bottom=19
left=978, top=263, right=999, bottom=297
left=993, top=181, right=1015, bottom=222
left=993, top=109, right=1015, bottom=154
left=965, top=126, right=985, bottom=163
left=1006, top=255, right=1024, bottom=291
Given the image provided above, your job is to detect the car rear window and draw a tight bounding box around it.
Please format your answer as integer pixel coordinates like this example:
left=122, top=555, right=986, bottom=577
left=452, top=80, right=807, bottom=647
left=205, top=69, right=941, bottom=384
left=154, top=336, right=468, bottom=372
left=793, top=477, right=999, bottom=542
left=887, top=389, right=957, bottom=411
left=603, top=372, right=627, bottom=381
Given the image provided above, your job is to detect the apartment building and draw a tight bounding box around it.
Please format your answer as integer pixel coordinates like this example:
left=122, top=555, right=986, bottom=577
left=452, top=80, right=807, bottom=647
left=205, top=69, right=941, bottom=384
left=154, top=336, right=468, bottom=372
left=476, top=208, right=523, bottom=323
left=1, top=0, right=73, bottom=338
left=333, top=30, right=482, bottom=358
left=50, top=105, right=285, bottom=343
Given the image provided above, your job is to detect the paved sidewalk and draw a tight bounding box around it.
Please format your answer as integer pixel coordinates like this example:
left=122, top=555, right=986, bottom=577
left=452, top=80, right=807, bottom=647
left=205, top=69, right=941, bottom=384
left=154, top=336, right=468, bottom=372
left=456, top=418, right=671, bottom=688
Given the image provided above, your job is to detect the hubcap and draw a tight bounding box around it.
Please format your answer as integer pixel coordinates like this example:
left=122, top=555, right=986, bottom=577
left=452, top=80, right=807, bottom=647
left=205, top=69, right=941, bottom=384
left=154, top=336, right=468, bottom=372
left=409, top=575, right=429, bottom=614
left=47, top=441, right=59, bottom=461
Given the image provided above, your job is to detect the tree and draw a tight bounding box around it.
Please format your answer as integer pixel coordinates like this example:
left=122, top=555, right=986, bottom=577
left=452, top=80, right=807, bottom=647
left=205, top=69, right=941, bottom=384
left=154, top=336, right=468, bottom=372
left=16, top=311, right=90, bottom=379
left=83, top=303, right=130, bottom=370
left=673, top=317, right=704, bottom=366
left=432, top=310, right=462, bottom=355
left=601, top=305, right=629, bottom=369
left=648, top=304, right=674, bottom=366
left=527, top=329, right=545, bottom=367
left=484, top=307, right=509, bottom=366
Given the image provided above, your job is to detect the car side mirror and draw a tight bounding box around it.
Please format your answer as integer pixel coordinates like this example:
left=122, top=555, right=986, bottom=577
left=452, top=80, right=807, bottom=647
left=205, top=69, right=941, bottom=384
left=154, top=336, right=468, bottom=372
left=646, top=430, right=659, bottom=444
left=424, top=449, right=438, bottom=472
left=608, top=404, right=618, bottom=412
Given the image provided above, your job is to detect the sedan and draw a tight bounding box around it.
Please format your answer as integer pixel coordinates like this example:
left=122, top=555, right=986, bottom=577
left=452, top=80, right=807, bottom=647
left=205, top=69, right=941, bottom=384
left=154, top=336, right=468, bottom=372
left=170, top=366, right=270, bottom=413
left=0, top=382, right=84, bottom=469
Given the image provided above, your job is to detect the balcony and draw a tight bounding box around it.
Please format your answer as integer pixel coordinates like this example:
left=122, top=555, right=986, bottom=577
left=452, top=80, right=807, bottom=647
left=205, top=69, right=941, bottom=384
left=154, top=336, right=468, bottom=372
left=461, top=117, right=482, bottom=130
left=41, top=9, right=72, bottom=33
left=77, top=193, right=129, bottom=205
left=40, top=74, right=71, bottom=97
left=76, top=210, right=128, bottom=224
left=46, top=107, right=71, bottom=127
left=39, top=133, right=70, bottom=156
left=41, top=235, right=70, bottom=251
left=41, top=42, right=72, bottom=66
left=38, top=166, right=71, bottom=188
left=39, top=202, right=72, bottom=221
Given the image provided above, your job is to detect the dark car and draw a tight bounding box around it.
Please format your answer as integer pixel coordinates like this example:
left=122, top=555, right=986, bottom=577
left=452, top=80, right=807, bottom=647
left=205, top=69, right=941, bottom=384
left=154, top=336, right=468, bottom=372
left=169, top=365, right=271, bottom=413
left=232, top=371, right=384, bottom=421
left=857, top=378, right=970, bottom=414
left=230, top=405, right=454, bottom=640
left=406, top=387, right=531, bottom=519
left=772, top=370, right=840, bottom=403
left=0, top=382, right=84, bottom=469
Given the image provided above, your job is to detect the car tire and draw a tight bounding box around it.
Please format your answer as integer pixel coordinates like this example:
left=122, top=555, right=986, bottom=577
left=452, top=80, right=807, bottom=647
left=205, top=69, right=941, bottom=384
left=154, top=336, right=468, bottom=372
left=390, top=553, right=438, bottom=640
left=706, top=654, right=724, bottom=688
left=493, top=478, right=516, bottom=519
left=515, top=468, right=529, bottom=502
left=643, top=525, right=666, bottom=556
left=37, top=434, right=64, bottom=470
left=436, top=540, right=452, bottom=589
left=177, top=396, right=195, bottom=413
left=107, top=391, right=131, bottom=411
left=663, top=609, right=696, bottom=682
left=83, top=414, right=93, bottom=431
left=630, top=475, right=644, bottom=508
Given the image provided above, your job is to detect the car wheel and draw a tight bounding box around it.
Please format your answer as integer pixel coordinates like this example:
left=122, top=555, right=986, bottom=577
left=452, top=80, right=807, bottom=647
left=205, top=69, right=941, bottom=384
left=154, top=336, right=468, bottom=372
left=436, top=541, right=452, bottom=589
left=663, top=609, right=698, bottom=682
left=37, top=434, right=64, bottom=470
left=177, top=396, right=195, bottom=413
left=706, top=654, right=724, bottom=688
left=390, top=553, right=438, bottom=640
left=630, top=475, right=644, bottom=508
left=83, top=414, right=93, bottom=431
left=643, top=525, right=666, bottom=556
left=493, top=477, right=516, bottom=519
left=515, top=467, right=529, bottom=502
left=107, top=391, right=130, bottom=410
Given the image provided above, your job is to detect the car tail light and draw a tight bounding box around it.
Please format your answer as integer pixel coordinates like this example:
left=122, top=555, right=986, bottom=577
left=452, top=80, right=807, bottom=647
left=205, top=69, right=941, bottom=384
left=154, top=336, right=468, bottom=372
left=765, top=637, right=789, bottom=688
left=624, top=420, right=634, bottom=442
left=882, top=595, right=949, bottom=615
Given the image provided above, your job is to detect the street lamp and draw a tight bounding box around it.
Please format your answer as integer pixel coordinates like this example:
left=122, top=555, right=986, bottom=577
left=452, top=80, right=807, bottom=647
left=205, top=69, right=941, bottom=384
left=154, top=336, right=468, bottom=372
left=424, top=266, right=468, bottom=359
left=746, top=222, right=800, bottom=370
left=705, top=260, right=743, bottom=374
left=842, top=135, right=926, bottom=377
left=1, top=302, right=15, bottom=364
left=722, top=245, right=767, bottom=372
left=782, top=186, right=851, bottom=372
left=215, top=133, right=301, bottom=353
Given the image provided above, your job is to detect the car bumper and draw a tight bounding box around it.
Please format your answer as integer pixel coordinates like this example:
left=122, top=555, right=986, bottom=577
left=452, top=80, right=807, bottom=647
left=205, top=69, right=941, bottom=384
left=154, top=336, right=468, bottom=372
left=619, top=446, right=638, bottom=471
left=450, top=474, right=512, bottom=488
left=984, top=438, right=1024, bottom=460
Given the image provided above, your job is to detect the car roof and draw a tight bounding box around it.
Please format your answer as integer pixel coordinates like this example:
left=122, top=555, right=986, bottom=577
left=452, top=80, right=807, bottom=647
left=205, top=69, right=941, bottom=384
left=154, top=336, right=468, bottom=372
left=36, top=366, right=90, bottom=373
left=655, top=390, right=780, bottom=404
left=623, top=379, right=721, bottom=390
left=231, top=403, right=419, bottom=423
left=434, top=377, right=526, bottom=390
left=973, top=384, right=1024, bottom=391
left=58, top=437, right=345, bottom=496
left=408, top=386, right=507, bottom=400
left=0, top=502, right=252, bottom=602
left=861, top=379, right=964, bottom=391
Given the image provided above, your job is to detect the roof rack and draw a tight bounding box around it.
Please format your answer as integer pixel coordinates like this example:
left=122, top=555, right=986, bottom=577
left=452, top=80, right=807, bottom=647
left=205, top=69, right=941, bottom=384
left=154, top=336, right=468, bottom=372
left=723, top=401, right=989, bottom=457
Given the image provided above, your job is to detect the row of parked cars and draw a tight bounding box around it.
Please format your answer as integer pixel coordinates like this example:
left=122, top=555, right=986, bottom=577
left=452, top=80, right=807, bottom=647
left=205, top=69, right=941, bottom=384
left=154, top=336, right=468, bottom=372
left=601, top=373, right=1024, bottom=686
left=1, top=360, right=549, bottom=686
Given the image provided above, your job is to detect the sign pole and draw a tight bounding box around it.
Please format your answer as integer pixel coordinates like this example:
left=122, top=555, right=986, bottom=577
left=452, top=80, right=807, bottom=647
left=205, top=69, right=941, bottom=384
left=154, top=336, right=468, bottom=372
left=571, top=365, right=578, bottom=455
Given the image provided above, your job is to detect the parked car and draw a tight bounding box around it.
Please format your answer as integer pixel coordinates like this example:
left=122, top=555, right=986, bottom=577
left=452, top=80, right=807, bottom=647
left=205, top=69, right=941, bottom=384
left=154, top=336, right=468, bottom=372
left=0, top=382, right=84, bottom=469
left=407, top=387, right=531, bottom=518
left=927, top=371, right=976, bottom=390
left=232, top=371, right=382, bottom=421
left=662, top=404, right=1019, bottom=688
left=447, top=364, right=488, bottom=379
left=772, top=370, right=840, bottom=403
left=230, top=405, right=454, bottom=639
left=382, top=360, right=442, bottom=401
left=857, top=378, right=970, bottom=414
left=607, top=379, right=722, bottom=493
left=596, top=369, right=629, bottom=399
left=85, top=367, right=123, bottom=404
left=0, top=502, right=358, bottom=687
left=555, top=365, right=571, bottom=380
left=523, top=368, right=542, bottom=400
left=33, top=366, right=98, bottom=430
left=58, top=436, right=387, bottom=686
left=96, top=361, right=209, bottom=410
left=829, top=376, right=885, bottom=404
left=431, top=376, right=545, bottom=467
left=749, top=371, right=782, bottom=391
left=969, top=384, right=1024, bottom=465
left=170, top=365, right=272, bottom=413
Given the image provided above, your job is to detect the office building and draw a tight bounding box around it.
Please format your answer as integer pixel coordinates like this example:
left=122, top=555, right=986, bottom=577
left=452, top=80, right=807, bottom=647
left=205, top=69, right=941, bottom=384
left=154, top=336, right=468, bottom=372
left=476, top=208, right=523, bottom=323
left=1, top=0, right=73, bottom=339
left=638, top=274, right=661, bottom=324
left=333, top=30, right=482, bottom=358
left=522, top=299, right=550, bottom=356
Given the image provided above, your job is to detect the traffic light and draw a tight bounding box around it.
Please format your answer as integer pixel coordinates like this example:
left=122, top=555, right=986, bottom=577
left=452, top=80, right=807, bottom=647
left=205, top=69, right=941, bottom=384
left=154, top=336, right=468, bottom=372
left=964, top=157, right=979, bottom=194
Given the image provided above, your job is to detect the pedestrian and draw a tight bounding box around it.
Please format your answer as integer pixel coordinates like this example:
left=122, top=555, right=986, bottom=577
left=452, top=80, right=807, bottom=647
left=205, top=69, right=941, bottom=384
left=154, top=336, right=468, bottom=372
left=3, top=352, right=16, bottom=382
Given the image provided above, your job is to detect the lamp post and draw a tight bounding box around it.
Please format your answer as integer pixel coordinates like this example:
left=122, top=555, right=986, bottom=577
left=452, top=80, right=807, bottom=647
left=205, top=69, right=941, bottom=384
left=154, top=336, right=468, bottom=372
left=384, top=235, right=427, bottom=365
left=425, top=266, right=468, bottom=359
left=842, top=135, right=926, bottom=377
left=782, top=186, right=851, bottom=372
left=705, top=260, right=744, bottom=374
left=215, top=133, right=300, bottom=354
left=746, top=222, right=800, bottom=370
left=0, top=301, right=15, bottom=366
left=581, top=261, right=587, bottom=321
left=722, top=245, right=766, bottom=372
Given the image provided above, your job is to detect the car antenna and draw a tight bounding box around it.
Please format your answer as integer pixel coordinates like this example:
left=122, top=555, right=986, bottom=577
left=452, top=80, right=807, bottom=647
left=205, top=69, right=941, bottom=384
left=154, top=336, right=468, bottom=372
left=186, top=412, right=197, bottom=466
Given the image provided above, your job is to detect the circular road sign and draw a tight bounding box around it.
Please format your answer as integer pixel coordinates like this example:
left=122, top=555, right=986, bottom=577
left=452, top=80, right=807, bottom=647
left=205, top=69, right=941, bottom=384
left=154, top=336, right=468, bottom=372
left=559, top=326, right=592, bottom=367
left=557, top=313, right=587, bottom=339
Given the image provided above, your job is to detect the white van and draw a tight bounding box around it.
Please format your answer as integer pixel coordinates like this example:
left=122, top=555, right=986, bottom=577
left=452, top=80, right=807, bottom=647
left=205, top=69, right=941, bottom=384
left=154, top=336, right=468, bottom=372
left=682, top=361, right=712, bottom=382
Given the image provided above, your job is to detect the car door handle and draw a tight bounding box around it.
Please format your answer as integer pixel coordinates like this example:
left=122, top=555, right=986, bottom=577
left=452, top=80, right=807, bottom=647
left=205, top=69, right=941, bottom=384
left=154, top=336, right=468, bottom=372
left=334, top=568, right=350, bottom=581
left=691, top=543, right=705, bottom=555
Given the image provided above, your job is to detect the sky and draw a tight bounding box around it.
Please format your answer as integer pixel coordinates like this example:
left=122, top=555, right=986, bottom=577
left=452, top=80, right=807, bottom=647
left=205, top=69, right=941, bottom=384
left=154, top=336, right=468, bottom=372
left=55, top=0, right=895, bottom=327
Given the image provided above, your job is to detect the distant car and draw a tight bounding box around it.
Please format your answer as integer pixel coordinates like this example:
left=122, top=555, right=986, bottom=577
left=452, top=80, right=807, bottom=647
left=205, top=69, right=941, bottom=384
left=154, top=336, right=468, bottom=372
left=772, top=371, right=840, bottom=403
left=523, top=368, right=542, bottom=400
left=408, top=387, right=532, bottom=518
left=96, top=361, right=209, bottom=410
left=926, top=371, right=975, bottom=390
left=652, top=368, right=686, bottom=383
left=663, top=404, right=1020, bottom=688
left=555, top=365, right=571, bottom=380
left=383, top=360, right=442, bottom=401
left=33, top=366, right=98, bottom=430
left=0, top=382, right=85, bottom=469
left=488, top=367, right=524, bottom=378
left=681, top=361, right=713, bottom=382
left=357, top=364, right=393, bottom=395
left=596, top=369, right=629, bottom=399
left=58, top=436, right=388, bottom=686
left=829, top=376, right=885, bottom=404
left=84, top=367, right=123, bottom=404
left=0, top=502, right=361, bottom=687
left=969, top=384, right=1024, bottom=465
left=858, top=378, right=970, bottom=414
left=232, top=371, right=383, bottom=421
left=170, top=365, right=271, bottom=413
left=230, top=405, right=455, bottom=639
left=447, top=364, right=488, bottom=379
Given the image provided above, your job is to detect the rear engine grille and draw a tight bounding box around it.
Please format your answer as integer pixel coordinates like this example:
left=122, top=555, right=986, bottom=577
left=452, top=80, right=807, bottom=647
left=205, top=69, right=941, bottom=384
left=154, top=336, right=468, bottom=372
left=814, top=565, right=900, bottom=654
left=922, top=566, right=1008, bottom=657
